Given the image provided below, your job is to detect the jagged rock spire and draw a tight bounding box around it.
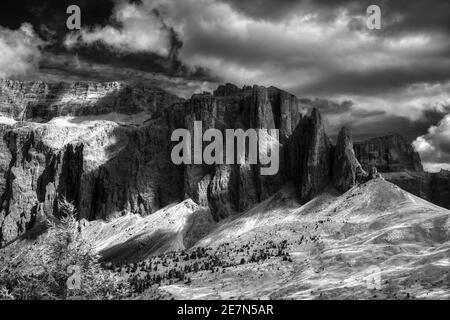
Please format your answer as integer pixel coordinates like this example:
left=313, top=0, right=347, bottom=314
left=332, top=126, right=367, bottom=192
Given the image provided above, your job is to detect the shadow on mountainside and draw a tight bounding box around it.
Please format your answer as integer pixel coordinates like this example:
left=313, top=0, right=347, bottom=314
left=99, top=230, right=180, bottom=264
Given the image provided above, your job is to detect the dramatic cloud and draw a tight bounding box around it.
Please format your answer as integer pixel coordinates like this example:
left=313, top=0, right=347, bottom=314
left=67, top=1, right=449, bottom=115
left=37, top=52, right=214, bottom=98
left=413, top=114, right=450, bottom=172
left=65, top=1, right=172, bottom=56
left=0, top=23, right=44, bottom=78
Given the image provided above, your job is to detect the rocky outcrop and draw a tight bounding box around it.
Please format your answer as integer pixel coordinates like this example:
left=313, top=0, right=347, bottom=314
left=0, top=119, right=185, bottom=245
left=0, top=81, right=185, bottom=245
left=352, top=132, right=450, bottom=210
left=287, top=108, right=334, bottom=203
left=332, top=127, right=367, bottom=192
left=0, top=81, right=306, bottom=243
left=354, top=133, right=423, bottom=172
left=180, top=84, right=298, bottom=220
left=429, top=171, right=450, bottom=209
left=0, top=80, right=182, bottom=121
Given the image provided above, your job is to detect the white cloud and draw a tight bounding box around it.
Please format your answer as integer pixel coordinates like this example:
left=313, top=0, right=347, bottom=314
left=421, top=162, right=450, bottom=172
left=331, top=81, right=450, bottom=121
left=0, top=23, right=44, bottom=78
left=413, top=114, right=450, bottom=172
left=65, top=1, right=171, bottom=56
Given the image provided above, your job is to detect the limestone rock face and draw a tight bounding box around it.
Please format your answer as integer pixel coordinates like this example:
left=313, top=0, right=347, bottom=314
left=354, top=133, right=423, bottom=172
left=353, top=132, right=450, bottom=210
left=0, top=81, right=185, bottom=245
left=0, top=119, right=185, bottom=245
left=287, top=108, right=333, bottom=203
left=429, top=171, right=450, bottom=209
left=180, top=84, right=299, bottom=220
left=0, top=80, right=181, bottom=121
left=332, top=127, right=367, bottom=192
left=0, top=81, right=307, bottom=242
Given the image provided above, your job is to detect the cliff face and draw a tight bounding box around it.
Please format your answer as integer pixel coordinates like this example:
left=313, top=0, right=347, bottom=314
left=332, top=127, right=367, bottom=192
left=354, top=134, right=423, bottom=172
left=2, top=80, right=349, bottom=243
left=0, top=80, right=184, bottom=245
left=353, top=132, right=450, bottom=210
left=0, top=80, right=181, bottom=121
left=0, top=80, right=414, bottom=245
left=0, top=118, right=185, bottom=244
left=287, top=108, right=334, bottom=202
left=181, top=84, right=302, bottom=220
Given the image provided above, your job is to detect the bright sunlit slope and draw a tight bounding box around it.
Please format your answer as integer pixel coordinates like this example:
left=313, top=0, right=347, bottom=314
left=161, top=178, right=450, bottom=299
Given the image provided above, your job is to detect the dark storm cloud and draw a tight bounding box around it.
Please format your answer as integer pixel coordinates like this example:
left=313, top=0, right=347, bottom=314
left=347, top=115, right=441, bottom=143
left=216, top=0, right=450, bottom=97
left=0, top=0, right=115, bottom=44
left=2, top=0, right=449, bottom=96
left=221, top=0, right=305, bottom=21
left=223, top=0, right=450, bottom=35
left=0, top=0, right=191, bottom=78
left=324, top=110, right=438, bottom=142
left=300, top=97, right=447, bottom=144
left=301, top=98, right=353, bottom=115
left=36, top=52, right=215, bottom=98
left=301, top=61, right=450, bottom=96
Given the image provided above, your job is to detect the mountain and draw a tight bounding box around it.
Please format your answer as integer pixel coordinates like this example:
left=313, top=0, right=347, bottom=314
left=0, top=80, right=185, bottom=245
left=168, top=178, right=449, bottom=299
left=80, top=178, right=448, bottom=299
left=1, top=80, right=449, bottom=245
left=0, top=80, right=449, bottom=299
left=383, top=170, right=450, bottom=210
left=354, top=132, right=450, bottom=210
left=0, top=80, right=359, bottom=245
left=354, top=133, right=423, bottom=172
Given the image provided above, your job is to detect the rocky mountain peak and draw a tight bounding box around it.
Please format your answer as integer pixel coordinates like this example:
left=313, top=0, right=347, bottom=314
left=354, top=133, right=423, bottom=172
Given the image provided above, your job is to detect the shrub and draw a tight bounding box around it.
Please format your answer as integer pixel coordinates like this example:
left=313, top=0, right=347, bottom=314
left=0, top=198, right=131, bottom=300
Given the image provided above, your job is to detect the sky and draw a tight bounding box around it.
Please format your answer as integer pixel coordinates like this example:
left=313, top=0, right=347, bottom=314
left=0, top=0, right=449, bottom=171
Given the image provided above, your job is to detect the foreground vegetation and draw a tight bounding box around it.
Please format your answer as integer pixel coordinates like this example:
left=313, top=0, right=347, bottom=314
left=0, top=200, right=296, bottom=300
left=0, top=200, right=130, bottom=300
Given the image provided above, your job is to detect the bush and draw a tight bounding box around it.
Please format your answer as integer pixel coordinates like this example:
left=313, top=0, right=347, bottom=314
left=0, top=199, right=131, bottom=300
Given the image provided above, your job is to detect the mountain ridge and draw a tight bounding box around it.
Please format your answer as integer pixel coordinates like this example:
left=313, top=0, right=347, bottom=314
left=0, top=79, right=448, bottom=246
